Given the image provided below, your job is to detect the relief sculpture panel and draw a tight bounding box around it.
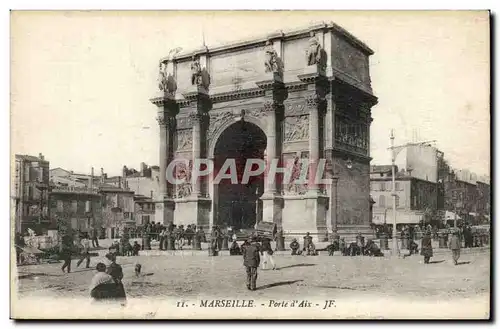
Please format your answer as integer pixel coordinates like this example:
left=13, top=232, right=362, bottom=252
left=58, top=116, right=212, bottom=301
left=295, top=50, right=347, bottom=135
left=176, top=129, right=193, bottom=151
left=174, top=159, right=193, bottom=199
left=284, top=115, right=309, bottom=142
left=335, top=115, right=368, bottom=155
left=207, top=111, right=235, bottom=142
left=283, top=153, right=308, bottom=195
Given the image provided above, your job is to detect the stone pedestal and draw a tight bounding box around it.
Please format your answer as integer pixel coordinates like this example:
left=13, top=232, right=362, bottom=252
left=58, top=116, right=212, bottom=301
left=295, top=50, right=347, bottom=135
left=281, top=195, right=328, bottom=242
left=260, top=194, right=283, bottom=226
left=155, top=199, right=175, bottom=226
left=174, top=197, right=211, bottom=228
left=302, top=64, right=326, bottom=77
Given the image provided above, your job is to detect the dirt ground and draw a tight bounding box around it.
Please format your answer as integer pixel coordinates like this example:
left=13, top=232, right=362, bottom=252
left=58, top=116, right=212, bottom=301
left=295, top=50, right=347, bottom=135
left=12, top=250, right=490, bottom=319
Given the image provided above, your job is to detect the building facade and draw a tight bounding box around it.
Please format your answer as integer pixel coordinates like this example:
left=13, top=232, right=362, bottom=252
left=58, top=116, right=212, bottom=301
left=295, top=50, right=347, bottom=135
left=100, top=185, right=135, bottom=239
left=133, top=194, right=155, bottom=226
left=13, top=154, right=51, bottom=234
left=150, top=23, right=377, bottom=239
left=49, top=185, right=102, bottom=235
left=371, top=166, right=438, bottom=228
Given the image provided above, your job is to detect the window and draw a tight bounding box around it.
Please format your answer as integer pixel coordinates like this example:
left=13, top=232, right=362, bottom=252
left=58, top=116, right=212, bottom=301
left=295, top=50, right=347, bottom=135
left=57, top=200, right=63, bottom=212
left=379, top=195, right=386, bottom=207
left=380, top=182, right=385, bottom=191
left=72, top=200, right=78, bottom=213
left=395, top=182, right=402, bottom=191
left=395, top=195, right=400, bottom=208
left=142, top=215, right=150, bottom=225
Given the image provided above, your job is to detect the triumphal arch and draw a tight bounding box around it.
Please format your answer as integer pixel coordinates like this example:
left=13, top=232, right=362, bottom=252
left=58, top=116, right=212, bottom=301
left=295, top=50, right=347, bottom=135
left=150, top=22, right=377, bottom=240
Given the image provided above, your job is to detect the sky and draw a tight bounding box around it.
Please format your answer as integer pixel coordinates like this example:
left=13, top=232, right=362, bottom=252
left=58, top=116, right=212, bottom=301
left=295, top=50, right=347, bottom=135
left=10, top=11, right=490, bottom=177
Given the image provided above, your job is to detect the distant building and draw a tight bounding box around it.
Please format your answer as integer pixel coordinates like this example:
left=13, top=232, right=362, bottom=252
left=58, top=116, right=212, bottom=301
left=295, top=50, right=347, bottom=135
left=133, top=194, right=155, bottom=227
left=123, top=162, right=160, bottom=199
left=100, top=183, right=135, bottom=239
left=13, top=153, right=50, bottom=234
left=50, top=166, right=136, bottom=238
left=370, top=165, right=437, bottom=229
left=395, top=144, right=439, bottom=183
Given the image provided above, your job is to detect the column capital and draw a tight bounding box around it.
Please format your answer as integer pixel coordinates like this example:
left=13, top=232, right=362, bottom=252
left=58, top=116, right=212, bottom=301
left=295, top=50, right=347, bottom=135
left=188, top=111, right=209, bottom=123
left=305, top=93, right=327, bottom=109
left=263, top=99, right=277, bottom=113
left=156, top=110, right=176, bottom=127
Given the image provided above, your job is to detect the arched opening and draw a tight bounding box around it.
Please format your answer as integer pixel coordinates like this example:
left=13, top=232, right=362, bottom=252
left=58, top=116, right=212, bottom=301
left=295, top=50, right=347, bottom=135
left=214, top=120, right=266, bottom=230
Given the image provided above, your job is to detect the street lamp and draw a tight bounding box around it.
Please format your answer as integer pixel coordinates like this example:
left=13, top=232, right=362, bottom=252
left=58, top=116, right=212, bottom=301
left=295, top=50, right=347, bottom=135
left=388, top=130, right=436, bottom=256
left=390, top=130, right=398, bottom=256
left=346, top=158, right=353, bottom=169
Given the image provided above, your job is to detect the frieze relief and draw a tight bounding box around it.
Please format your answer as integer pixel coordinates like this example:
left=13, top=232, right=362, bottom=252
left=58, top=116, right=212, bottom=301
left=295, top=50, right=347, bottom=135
left=284, top=115, right=309, bottom=142
left=176, top=115, right=193, bottom=130
left=207, top=111, right=235, bottom=142
left=176, top=129, right=192, bottom=151
left=284, top=102, right=307, bottom=117
left=334, top=117, right=368, bottom=155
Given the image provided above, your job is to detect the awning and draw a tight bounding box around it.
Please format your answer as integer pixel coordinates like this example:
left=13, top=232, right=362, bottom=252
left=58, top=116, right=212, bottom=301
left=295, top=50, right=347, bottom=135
left=372, top=211, right=423, bottom=225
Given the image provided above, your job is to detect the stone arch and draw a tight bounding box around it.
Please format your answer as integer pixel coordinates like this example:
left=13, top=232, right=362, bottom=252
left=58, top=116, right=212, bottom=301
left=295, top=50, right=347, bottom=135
left=208, top=114, right=267, bottom=159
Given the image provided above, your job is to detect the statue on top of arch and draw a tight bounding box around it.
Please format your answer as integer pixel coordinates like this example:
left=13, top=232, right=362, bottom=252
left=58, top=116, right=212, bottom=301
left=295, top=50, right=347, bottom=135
left=157, top=60, right=177, bottom=96
left=264, top=40, right=284, bottom=75
left=190, top=55, right=211, bottom=91
left=306, top=31, right=326, bottom=67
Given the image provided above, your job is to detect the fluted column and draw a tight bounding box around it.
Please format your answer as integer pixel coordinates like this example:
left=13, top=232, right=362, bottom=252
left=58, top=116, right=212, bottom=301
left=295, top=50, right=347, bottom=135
left=190, top=112, right=202, bottom=197
left=157, top=111, right=169, bottom=199
left=306, top=94, right=321, bottom=194
left=264, top=100, right=277, bottom=195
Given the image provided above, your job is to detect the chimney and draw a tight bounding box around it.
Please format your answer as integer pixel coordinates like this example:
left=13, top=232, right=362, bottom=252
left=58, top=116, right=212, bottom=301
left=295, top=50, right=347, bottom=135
left=122, top=165, right=128, bottom=178
left=118, top=176, right=122, bottom=188
left=89, top=167, right=94, bottom=190
left=140, top=162, right=147, bottom=176
left=100, top=168, right=105, bottom=183
left=150, top=190, right=153, bottom=199
left=38, top=153, right=44, bottom=161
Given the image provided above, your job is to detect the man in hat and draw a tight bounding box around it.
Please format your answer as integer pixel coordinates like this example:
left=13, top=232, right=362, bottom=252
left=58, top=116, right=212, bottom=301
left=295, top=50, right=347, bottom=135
left=421, top=231, right=433, bottom=264
left=243, top=236, right=261, bottom=291
left=290, top=238, right=300, bottom=255
left=449, top=230, right=461, bottom=265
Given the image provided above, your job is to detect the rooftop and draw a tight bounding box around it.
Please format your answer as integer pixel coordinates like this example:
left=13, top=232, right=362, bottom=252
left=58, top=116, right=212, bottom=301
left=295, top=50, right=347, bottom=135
left=163, top=21, right=374, bottom=63
left=16, top=154, right=48, bottom=163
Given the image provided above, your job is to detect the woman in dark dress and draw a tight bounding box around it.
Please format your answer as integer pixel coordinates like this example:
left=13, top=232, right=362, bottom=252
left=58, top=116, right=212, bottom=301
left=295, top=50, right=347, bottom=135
left=421, top=231, right=433, bottom=264
left=89, top=263, right=116, bottom=302
left=105, top=253, right=127, bottom=304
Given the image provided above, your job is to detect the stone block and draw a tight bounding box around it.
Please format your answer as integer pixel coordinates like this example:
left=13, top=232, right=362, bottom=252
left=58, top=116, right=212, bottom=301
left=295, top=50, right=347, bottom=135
left=174, top=197, right=211, bottom=228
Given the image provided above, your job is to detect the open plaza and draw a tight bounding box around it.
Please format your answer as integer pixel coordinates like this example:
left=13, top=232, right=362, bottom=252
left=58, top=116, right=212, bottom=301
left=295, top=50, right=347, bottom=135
left=13, top=240, right=490, bottom=319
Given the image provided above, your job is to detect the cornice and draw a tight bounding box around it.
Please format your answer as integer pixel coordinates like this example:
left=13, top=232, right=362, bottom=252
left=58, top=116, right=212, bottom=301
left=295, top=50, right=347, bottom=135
left=163, top=21, right=374, bottom=63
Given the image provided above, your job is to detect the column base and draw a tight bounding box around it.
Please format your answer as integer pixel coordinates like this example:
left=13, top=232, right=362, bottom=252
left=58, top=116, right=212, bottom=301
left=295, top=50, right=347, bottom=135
left=154, top=199, right=175, bottom=226
left=174, top=196, right=212, bottom=230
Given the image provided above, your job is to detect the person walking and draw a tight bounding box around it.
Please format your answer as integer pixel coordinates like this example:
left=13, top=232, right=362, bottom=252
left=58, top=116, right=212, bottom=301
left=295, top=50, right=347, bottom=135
left=260, top=236, right=276, bottom=270
left=76, top=234, right=91, bottom=268
left=243, top=236, right=261, bottom=291
left=61, top=234, right=74, bottom=273
left=449, top=231, right=461, bottom=265
left=421, top=231, right=433, bottom=264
